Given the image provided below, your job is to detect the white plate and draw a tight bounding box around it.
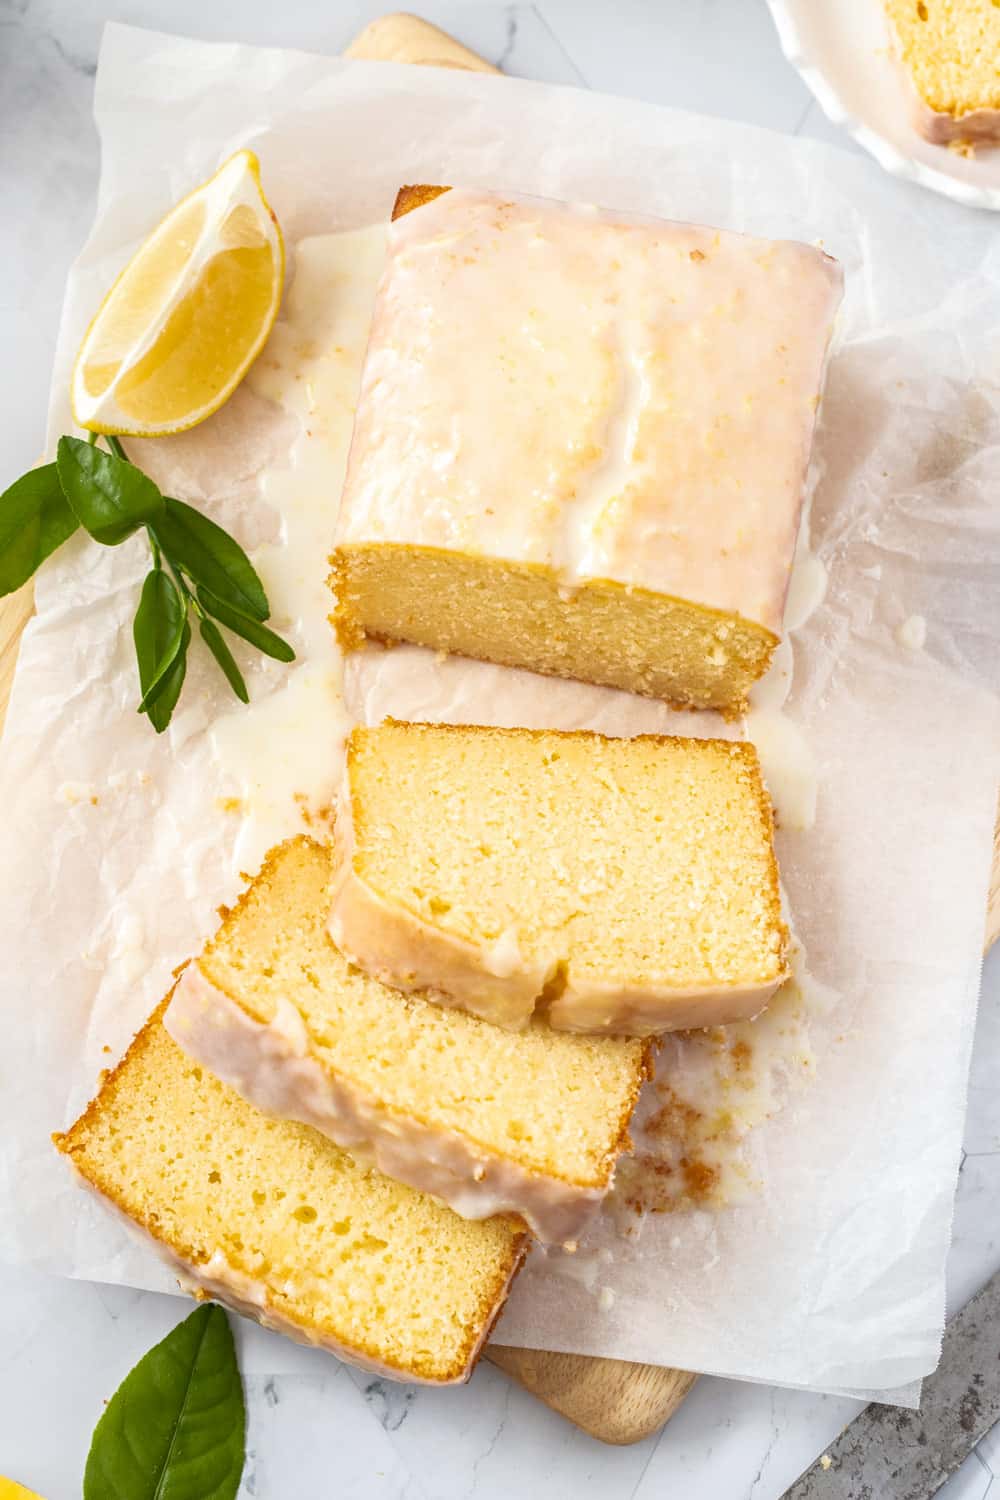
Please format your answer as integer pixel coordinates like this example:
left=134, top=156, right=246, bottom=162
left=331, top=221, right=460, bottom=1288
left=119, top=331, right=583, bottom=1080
left=766, top=0, right=1000, bottom=212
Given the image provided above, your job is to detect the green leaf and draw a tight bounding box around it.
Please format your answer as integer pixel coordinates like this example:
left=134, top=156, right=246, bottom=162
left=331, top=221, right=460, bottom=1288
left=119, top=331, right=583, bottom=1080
left=146, top=618, right=191, bottom=734
left=199, top=616, right=249, bottom=704
left=83, top=1302, right=245, bottom=1500
left=154, top=498, right=269, bottom=621
left=133, top=569, right=187, bottom=712
left=197, top=587, right=295, bottom=663
left=0, top=462, right=80, bottom=595
left=57, top=436, right=164, bottom=545
left=197, top=585, right=295, bottom=663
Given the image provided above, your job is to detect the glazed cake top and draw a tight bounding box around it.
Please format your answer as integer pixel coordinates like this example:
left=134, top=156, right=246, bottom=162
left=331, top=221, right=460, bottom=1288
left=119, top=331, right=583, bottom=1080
left=336, top=187, right=843, bottom=633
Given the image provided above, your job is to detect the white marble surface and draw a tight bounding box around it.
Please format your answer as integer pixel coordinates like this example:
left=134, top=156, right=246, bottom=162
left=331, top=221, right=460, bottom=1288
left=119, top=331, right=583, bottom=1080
left=1, top=2, right=998, bottom=1497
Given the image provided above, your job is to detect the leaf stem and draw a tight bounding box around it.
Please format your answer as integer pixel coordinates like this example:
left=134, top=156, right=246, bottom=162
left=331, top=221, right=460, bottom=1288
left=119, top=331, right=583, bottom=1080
left=151, top=528, right=206, bottom=622
left=87, top=430, right=99, bottom=446
left=147, top=525, right=162, bottom=570
left=106, top=434, right=128, bottom=463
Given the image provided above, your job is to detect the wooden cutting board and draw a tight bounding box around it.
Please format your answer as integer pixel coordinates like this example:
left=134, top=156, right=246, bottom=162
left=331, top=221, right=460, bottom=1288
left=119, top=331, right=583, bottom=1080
left=2, top=9, right=996, bottom=1448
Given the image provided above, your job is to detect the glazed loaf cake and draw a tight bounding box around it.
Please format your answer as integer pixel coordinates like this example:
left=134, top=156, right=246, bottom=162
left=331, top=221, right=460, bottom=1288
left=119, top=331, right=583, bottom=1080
left=165, top=837, right=649, bottom=1243
left=885, top=0, right=1000, bottom=147
left=329, top=722, right=788, bottom=1035
left=331, top=185, right=843, bottom=714
left=55, top=1005, right=527, bottom=1385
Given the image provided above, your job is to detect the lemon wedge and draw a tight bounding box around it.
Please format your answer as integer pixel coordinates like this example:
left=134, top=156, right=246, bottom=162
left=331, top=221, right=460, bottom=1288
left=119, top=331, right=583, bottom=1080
left=0, top=1479, right=45, bottom=1500
left=71, top=149, right=284, bottom=437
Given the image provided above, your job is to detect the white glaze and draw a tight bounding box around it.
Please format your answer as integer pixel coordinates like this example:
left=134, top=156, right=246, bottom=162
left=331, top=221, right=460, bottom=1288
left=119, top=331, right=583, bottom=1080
left=164, top=963, right=608, bottom=1244
left=545, top=970, right=782, bottom=1035
left=336, top=187, right=843, bottom=632
left=482, top=926, right=526, bottom=980
left=211, top=226, right=387, bottom=872
left=551, top=312, right=649, bottom=581
left=744, top=480, right=828, bottom=833
left=744, top=637, right=817, bottom=833
left=782, top=551, right=827, bottom=634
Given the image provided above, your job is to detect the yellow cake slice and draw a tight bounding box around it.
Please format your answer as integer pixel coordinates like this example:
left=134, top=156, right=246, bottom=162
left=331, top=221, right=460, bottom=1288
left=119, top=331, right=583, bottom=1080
left=165, top=837, right=648, bottom=1244
left=884, top=0, right=1000, bottom=147
left=54, top=1006, right=527, bottom=1384
left=331, top=185, right=842, bottom=715
left=329, top=722, right=788, bottom=1035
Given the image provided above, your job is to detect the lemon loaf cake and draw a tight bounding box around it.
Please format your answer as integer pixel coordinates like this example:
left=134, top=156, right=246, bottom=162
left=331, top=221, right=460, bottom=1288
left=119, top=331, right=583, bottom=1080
left=331, top=185, right=843, bottom=715
left=329, top=722, right=788, bottom=1035
left=54, top=1004, right=527, bottom=1384
left=884, top=1, right=1000, bottom=147
left=165, top=837, right=648, bottom=1243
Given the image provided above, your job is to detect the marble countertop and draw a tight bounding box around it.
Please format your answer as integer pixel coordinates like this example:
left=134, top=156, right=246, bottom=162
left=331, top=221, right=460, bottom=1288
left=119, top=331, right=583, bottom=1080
left=3, top=3, right=998, bottom=1497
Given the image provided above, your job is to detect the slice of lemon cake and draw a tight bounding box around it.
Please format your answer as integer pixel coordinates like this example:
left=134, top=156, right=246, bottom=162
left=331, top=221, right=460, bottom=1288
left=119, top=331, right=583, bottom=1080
left=331, top=185, right=842, bottom=715
left=164, top=837, right=648, bottom=1244
left=329, top=722, right=788, bottom=1035
left=54, top=1005, right=527, bottom=1385
left=884, top=1, right=1000, bottom=148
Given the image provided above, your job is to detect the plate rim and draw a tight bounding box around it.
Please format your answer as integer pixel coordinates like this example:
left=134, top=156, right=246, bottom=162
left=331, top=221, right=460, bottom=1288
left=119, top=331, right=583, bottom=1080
left=765, top=0, right=1000, bottom=213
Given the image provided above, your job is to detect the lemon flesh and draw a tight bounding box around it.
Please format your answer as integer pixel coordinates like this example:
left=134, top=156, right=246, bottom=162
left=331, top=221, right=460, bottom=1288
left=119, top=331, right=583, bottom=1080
left=72, top=150, right=283, bottom=437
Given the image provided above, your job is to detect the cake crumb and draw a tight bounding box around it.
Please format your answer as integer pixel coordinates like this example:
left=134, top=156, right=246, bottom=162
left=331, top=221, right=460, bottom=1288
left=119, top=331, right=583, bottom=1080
left=820, top=1454, right=832, bottom=1471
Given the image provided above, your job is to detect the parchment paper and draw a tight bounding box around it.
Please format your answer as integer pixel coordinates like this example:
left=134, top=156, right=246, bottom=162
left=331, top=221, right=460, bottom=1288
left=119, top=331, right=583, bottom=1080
left=1, top=22, right=999, bottom=1397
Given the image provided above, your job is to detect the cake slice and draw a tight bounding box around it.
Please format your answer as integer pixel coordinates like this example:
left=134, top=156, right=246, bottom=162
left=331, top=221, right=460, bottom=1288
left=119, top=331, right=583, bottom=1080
left=329, top=722, right=788, bottom=1035
left=165, top=837, right=648, bottom=1244
left=54, top=1005, right=527, bottom=1385
left=331, top=185, right=842, bottom=715
left=884, top=0, right=1000, bottom=148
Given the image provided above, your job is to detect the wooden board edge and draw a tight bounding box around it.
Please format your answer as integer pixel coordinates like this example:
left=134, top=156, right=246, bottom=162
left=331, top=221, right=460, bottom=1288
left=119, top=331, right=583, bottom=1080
left=486, top=1347, right=699, bottom=1445
left=344, top=13, right=501, bottom=74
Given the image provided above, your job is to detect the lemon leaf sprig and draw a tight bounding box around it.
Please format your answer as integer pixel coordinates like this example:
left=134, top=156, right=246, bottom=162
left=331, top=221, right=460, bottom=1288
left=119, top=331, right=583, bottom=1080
left=0, top=436, right=294, bottom=733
